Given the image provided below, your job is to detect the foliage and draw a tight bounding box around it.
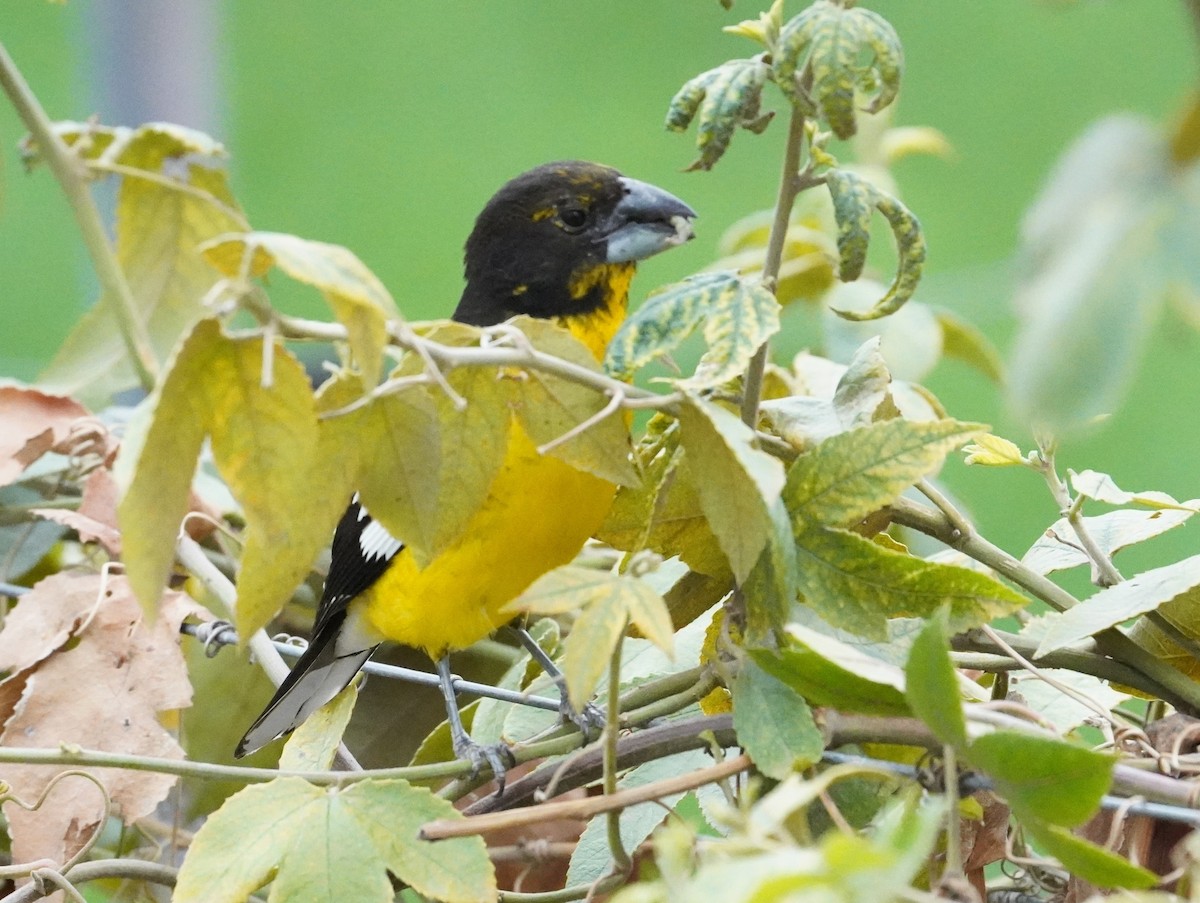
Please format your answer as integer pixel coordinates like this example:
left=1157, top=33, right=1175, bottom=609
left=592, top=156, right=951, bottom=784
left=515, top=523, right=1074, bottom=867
left=3, top=2, right=1200, bottom=902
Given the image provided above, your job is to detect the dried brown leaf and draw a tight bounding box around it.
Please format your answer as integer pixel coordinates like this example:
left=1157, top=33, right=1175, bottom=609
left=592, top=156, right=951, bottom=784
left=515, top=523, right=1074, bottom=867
left=0, top=574, right=207, bottom=868
left=0, top=387, right=90, bottom=487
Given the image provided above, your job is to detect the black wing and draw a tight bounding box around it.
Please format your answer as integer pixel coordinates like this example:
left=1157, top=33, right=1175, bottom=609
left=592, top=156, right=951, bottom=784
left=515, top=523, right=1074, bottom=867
left=312, top=494, right=404, bottom=633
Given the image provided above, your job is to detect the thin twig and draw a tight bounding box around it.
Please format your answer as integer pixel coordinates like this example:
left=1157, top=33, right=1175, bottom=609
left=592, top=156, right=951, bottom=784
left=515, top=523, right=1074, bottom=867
left=421, top=753, right=752, bottom=841
left=5, top=860, right=178, bottom=903
left=603, top=632, right=632, bottom=874
left=741, top=105, right=808, bottom=429
left=0, top=41, right=157, bottom=390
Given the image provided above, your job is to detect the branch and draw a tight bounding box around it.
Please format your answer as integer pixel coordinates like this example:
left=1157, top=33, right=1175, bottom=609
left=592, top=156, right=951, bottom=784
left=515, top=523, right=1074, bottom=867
left=889, top=496, right=1200, bottom=714
left=0, top=42, right=157, bottom=390
left=740, top=105, right=808, bottom=429
left=422, top=753, right=752, bottom=841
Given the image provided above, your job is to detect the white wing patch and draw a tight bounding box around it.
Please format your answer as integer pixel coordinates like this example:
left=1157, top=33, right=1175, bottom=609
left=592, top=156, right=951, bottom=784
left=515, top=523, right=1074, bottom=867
left=358, top=516, right=403, bottom=562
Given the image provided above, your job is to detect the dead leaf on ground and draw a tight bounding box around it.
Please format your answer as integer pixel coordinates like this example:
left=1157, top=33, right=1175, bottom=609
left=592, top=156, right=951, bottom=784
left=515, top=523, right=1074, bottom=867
left=0, top=573, right=209, bottom=870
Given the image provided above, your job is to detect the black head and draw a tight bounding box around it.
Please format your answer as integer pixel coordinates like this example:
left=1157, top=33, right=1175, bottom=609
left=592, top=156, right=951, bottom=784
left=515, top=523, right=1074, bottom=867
left=453, top=161, right=695, bottom=327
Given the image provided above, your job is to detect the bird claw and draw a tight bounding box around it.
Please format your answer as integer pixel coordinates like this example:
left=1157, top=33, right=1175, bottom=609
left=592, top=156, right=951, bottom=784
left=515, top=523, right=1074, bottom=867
left=453, top=735, right=516, bottom=793
left=561, top=699, right=606, bottom=741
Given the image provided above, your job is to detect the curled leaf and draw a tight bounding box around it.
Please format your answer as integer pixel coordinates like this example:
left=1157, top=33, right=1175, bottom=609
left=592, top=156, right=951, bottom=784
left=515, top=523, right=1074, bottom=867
left=824, top=169, right=926, bottom=321
left=666, top=57, right=774, bottom=172
left=774, top=1, right=904, bottom=139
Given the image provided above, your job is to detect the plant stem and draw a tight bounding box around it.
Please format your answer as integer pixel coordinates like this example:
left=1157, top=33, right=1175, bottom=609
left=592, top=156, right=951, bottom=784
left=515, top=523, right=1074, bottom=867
left=6, top=861, right=178, bottom=903
left=740, top=106, right=808, bottom=429
left=890, top=497, right=1200, bottom=714
left=603, top=633, right=632, bottom=874
left=0, top=41, right=157, bottom=391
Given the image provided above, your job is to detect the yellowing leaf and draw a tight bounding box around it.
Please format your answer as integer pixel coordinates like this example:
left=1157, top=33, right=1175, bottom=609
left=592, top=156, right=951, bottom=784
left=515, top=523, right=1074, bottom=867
left=784, top=418, right=984, bottom=531
left=773, top=1, right=903, bottom=138
left=279, top=684, right=359, bottom=773
left=935, top=307, right=1004, bottom=383
left=1035, top=555, right=1200, bottom=657
left=605, top=271, right=781, bottom=390
left=512, top=317, right=638, bottom=486
left=118, top=318, right=224, bottom=612
left=824, top=169, right=927, bottom=321
left=41, top=123, right=246, bottom=406
left=665, top=58, right=774, bottom=172
left=678, top=395, right=786, bottom=584
left=201, top=231, right=399, bottom=388
left=794, top=526, right=1026, bottom=640
left=963, top=433, right=1025, bottom=467
left=507, top=565, right=673, bottom=708
left=174, top=777, right=496, bottom=903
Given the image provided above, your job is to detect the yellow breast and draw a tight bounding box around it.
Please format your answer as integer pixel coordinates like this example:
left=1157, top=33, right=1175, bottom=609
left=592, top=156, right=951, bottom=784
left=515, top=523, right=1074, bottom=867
left=359, top=418, right=615, bottom=657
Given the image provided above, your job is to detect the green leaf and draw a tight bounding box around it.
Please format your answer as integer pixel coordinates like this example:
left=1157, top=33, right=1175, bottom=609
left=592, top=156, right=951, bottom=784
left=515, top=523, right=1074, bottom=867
left=506, top=565, right=673, bottom=709
left=773, top=2, right=903, bottom=138
left=173, top=777, right=496, bottom=903
left=511, top=316, right=638, bottom=486
left=793, top=526, right=1026, bottom=640
left=824, top=169, right=927, bottom=322
left=604, top=271, right=780, bottom=391
left=665, top=58, right=773, bottom=172
left=753, top=622, right=910, bottom=716
left=784, top=418, right=984, bottom=531
left=967, top=732, right=1112, bottom=828
left=743, top=498, right=801, bottom=638
left=830, top=335, right=893, bottom=428
left=678, top=395, right=786, bottom=584
left=903, top=611, right=966, bottom=749
left=117, top=319, right=219, bottom=613
left=40, top=123, right=246, bottom=407
left=201, top=231, right=399, bottom=388
left=1022, top=507, right=1195, bottom=576
left=279, top=684, right=358, bottom=773
left=1025, top=820, right=1157, bottom=890
left=1035, top=554, right=1200, bottom=656
left=732, top=658, right=823, bottom=779
left=1008, top=116, right=1176, bottom=435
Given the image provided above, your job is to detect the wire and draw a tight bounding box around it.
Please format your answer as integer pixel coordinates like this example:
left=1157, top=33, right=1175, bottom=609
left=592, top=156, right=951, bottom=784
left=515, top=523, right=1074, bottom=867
left=179, top=621, right=562, bottom=713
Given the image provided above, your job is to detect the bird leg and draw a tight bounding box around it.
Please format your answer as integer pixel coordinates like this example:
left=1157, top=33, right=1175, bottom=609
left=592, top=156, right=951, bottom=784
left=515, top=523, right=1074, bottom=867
left=435, top=655, right=514, bottom=791
left=510, top=625, right=605, bottom=739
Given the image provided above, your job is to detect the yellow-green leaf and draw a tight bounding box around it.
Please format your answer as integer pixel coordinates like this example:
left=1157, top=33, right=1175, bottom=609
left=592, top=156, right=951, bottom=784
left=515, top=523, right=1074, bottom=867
left=201, top=231, right=399, bottom=388
left=784, top=418, right=984, bottom=531
left=118, top=318, right=223, bottom=613
left=605, top=271, right=780, bottom=391
left=173, top=777, right=496, bottom=903
left=824, top=169, right=926, bottom=322
left=512, top=317, right=638, bottom=486
left=41, top=123, right=246, bottom=406
left=507, top=565, right=673, bottom=708
left=279, top=684, right=358, bottom=773
left=935, top=307, right=1004, bottom=383
left=794, top=526, right=1026, bottom=640
left=962, top=433, right=1025, bottom=467
left=774, top=1, right=903, bottom=138
left=202, top=331, right=341, bottom=639
left=678, top=395, right=786, bottom=584
left=665, top=57, right=773, bottom=172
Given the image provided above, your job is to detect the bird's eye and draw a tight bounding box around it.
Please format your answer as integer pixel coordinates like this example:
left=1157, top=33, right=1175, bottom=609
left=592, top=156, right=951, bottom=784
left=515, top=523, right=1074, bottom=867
left=558, top=206, right=589, bottom=232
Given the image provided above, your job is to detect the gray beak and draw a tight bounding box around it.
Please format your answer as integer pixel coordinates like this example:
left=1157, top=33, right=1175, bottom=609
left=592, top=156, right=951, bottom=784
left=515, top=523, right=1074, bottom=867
left=603, top=176, right=696, bottom=264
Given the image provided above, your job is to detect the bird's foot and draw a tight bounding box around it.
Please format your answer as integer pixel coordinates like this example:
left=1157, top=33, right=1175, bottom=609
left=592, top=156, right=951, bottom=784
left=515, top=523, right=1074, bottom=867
left=560, top=698, right=606, bottom=742
left=452, top=734, right=516, bottom=793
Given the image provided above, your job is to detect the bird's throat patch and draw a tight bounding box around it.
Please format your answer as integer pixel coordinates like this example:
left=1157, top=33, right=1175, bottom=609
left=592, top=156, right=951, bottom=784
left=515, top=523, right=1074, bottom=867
left=560, top=262, right=635, bottom=360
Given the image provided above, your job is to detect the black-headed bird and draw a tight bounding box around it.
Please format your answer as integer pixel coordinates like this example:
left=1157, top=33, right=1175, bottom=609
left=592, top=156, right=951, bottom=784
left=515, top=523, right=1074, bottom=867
left=236, top=161, right=695, bottom=778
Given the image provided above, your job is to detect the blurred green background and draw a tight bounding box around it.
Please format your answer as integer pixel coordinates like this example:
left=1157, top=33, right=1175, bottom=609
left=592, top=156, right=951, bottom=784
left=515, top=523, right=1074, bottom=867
left=2, top=0, right=1198, bottom=579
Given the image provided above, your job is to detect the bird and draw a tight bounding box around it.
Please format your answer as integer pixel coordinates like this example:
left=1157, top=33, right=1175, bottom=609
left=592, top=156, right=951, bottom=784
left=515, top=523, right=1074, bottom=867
left=236, top=161, right=695, bottom=780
